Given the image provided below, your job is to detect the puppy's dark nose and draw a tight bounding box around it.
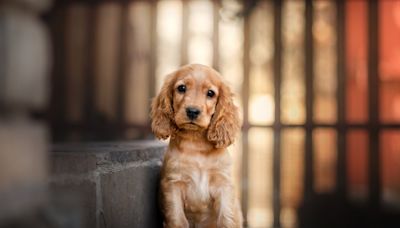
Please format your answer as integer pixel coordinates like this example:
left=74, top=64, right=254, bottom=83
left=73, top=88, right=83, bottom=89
left=186, top=107, right=201, bottom=120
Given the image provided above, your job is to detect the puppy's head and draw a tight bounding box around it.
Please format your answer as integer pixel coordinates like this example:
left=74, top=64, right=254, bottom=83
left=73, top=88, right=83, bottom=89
left=150, top=64, right=240, bottom=148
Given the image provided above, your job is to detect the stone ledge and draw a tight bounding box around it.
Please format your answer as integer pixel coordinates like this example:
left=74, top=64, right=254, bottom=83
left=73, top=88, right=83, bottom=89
left=50, top=140, right=167, bottom=228
left=51, top=141, right=166, bottom=175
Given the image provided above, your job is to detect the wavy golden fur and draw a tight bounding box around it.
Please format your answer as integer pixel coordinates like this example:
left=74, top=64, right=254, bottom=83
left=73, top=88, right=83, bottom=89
left=151, top=64, right=242, bottom=227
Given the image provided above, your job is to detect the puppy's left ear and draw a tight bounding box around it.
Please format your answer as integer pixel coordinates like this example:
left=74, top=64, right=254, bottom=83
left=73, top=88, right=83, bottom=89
left=207, top=83, right=241, bottom=148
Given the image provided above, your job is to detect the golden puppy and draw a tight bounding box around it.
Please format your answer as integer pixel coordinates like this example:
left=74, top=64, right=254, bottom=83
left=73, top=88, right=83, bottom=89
left=151, top=64, right=242, bottom=228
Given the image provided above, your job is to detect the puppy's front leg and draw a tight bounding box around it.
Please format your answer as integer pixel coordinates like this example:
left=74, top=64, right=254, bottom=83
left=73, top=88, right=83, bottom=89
left=213, top=187, right=243, bottom=228
left=161, top=181, right=189, bottom=228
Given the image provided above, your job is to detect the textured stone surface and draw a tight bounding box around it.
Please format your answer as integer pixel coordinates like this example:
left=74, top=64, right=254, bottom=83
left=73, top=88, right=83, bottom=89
left=50, top=179, right=97, bottom=228
left=0, top=6, right=50, bottom=110
left=51, top=153, right=98, bottom=175
left=51, top=141, right=166, bottom=167
left=101, top=165, right=163, bottom=228
left=0, top=183, right=47, bottom=222
left=50, top=141, right=167, bottom=228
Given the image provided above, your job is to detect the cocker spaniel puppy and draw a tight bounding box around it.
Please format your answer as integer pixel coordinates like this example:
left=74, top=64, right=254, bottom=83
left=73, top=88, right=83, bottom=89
left=151, top=64, right=243, bottom=228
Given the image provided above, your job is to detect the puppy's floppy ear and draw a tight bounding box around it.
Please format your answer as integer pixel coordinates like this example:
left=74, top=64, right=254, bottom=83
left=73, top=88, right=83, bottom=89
left=207, top=82, right=241, bottom=148
left=150, top=73, right=177, bottom=140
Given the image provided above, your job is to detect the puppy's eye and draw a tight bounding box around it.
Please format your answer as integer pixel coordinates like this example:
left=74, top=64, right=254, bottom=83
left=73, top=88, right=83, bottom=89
left=207, top=90, right=215, bottom=98
left=177, top=85, right=186, bottom=93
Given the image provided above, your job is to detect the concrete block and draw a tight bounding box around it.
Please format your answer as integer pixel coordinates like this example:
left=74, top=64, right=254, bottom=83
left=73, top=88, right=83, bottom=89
left=0, top=119, right=48, bottom=221
left=51, top=141, right=166, bottom=166
left=51, top=152, right=98, bottom=175
left=50, top=179, right=97, bottom=228
left=101, top=165, right=163, bottom=228
left=50, top=141, right=167, bottom=228
left=0, top=6, right=50, bottom=110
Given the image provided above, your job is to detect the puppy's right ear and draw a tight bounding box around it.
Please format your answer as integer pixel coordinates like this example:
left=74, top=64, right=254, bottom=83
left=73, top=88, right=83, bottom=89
left=150, top=73, right=176, bottom=140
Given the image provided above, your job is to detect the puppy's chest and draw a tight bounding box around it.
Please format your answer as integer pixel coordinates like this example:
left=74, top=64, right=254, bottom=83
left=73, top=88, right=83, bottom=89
left=168, top=155, right=229, bottom=214
left=183, top=166, right=211, bottom=203
left=178, top=159, right=223, bottom=197
left=181, top=162, right=222, bottom=220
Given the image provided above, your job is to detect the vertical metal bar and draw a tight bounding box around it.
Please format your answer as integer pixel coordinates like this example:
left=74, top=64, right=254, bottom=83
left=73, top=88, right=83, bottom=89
left=368, top=0, right=380, bottom=214
left=49, top=6, right=67, bottom=141
left=116, top=2, right=129, bottom=137
left=273, top=0, right=282, bottom=227
left=241, top=7, right=250, bottom=227
left=149, top=0, right=157, bottom=101
left=181, top=0, right=189, bottom=66
left=0, top=10, right=6, bottom=111
left=336, top=0, right=347, bottom=201
left=241, top=131, right=249, bottom=227
left=213, top=0, right=220, bottom=71
left=304, top=0, right=314, bottom=200
left=84, top=4, right=97, bottom=140
left=147, top=0, right=158, bottom=139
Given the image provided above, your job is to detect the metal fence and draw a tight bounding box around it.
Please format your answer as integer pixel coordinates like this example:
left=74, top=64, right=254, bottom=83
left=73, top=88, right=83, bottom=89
left=46, top=0, right=400, bottom=227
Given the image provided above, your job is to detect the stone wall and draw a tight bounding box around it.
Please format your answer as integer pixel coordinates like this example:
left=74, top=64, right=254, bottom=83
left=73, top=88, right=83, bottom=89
left=50, top=141, right=166, bottom=228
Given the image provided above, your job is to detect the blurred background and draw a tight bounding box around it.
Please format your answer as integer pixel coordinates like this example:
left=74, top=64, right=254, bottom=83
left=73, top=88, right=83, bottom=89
left=1, top=0, right=400, bottom=227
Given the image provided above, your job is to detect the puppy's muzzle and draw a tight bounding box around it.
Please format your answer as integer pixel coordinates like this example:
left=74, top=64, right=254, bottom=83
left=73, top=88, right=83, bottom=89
left=186, top=107, right=201, bottom=120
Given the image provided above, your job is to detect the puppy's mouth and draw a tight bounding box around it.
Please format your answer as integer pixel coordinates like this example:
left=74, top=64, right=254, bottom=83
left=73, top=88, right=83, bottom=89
left=180, top=121, right=203, bottom=130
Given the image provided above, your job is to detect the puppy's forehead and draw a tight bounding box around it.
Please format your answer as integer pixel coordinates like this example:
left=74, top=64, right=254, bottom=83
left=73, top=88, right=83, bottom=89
left=176, top=65, right=221, bottom=85
left=192, top=69, right=207, bottom=81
